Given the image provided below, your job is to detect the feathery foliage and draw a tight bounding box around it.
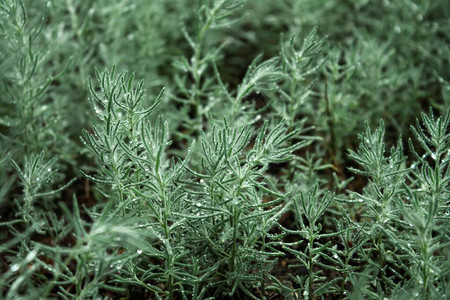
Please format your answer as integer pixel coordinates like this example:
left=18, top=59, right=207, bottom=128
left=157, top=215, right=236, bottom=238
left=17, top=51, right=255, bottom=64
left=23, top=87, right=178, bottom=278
left=1, top=0, right=449, bottom=299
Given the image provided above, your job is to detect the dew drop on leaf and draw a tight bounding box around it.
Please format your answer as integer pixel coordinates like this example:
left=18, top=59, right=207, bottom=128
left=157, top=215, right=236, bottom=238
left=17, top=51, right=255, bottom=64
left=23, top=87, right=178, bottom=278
left=10, top=264, right=20, bottom=272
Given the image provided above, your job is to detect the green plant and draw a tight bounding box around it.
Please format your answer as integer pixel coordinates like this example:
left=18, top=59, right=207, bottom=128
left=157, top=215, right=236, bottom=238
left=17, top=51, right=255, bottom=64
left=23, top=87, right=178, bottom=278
left=1, top=0, right=449, bottom=299
left=278, top=187, right=340, bottom=299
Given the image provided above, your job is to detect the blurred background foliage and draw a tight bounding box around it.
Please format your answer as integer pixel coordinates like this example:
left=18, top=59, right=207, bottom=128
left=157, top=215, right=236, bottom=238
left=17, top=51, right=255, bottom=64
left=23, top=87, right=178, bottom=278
left=2, top=0, right=447, bottom=171
left=0, top=0, right=449, bottom=298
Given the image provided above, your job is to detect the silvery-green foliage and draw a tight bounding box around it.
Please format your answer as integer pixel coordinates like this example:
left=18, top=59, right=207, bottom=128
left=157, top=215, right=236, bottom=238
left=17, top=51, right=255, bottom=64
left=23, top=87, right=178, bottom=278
left=1, top=0, right=449, bottom=299
left=275, top=187, right=342, bottom=299
left=172, top=0, right=246, bottom=139
left=347, top=121, right=410, bottom=292
left=345, top=109, right=449, bottom=298
left=181, top=119, right=307, bottom=297
left=82, top=67, right=188, bottom=298
left=395, top=109, right=450, bottom=298
left=11, top=153, right=75, bottom=226
left=0, top=0, right=73, bottom=159
left=271, top=27, right=328, bottom=131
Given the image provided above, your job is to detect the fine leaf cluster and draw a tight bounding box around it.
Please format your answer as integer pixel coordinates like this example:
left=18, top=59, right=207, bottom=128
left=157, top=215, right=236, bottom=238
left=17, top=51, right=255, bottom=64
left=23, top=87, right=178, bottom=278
left=1, top=0, right=449, bottom=299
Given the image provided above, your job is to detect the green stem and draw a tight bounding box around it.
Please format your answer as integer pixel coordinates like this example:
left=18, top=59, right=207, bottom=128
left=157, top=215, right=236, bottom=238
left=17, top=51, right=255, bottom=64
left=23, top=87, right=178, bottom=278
left=288, top=76, right=298, bottom=130
left=307, top=230, right=314, bottom=300
left=159, top=175, right=173, bottom=299
left=189, top=3, right=222, bottom=136
left=421, top=239, right=429, bottom=299
left=230, top=206, right=239, bottom=272
left=261, top=232, right=267, bottom=299
left=324, top=77, right=338, bottom=168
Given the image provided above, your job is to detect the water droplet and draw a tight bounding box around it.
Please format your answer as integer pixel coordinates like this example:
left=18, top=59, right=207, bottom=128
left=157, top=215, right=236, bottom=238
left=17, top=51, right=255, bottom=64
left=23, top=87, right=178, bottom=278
left=416, top=14, right=423, bottom=21
left=394, top=25, right=402, bottom=34
left=137, top=250, right=143, bottom=254
left=196, top=203, right=202, bottom=207
left=25, top=250, right=38, bottom=262
left=47, top=168, right=51, bottom=172
left=115, top=260, right=123, bottom=270
left=94, top=106, right=102, bottom=114
left=10, top=264, right=20, bottom=272
left=200, top=179, right=205, bottom=184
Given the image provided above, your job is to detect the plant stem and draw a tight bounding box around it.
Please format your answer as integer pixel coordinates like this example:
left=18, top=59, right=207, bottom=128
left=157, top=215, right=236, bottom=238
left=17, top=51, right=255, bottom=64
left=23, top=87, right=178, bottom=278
left=324, top=77, right=338, bottom=169
left=307, top=229, right=314, bottom=300
left=230, top=205, right=239, bottom=272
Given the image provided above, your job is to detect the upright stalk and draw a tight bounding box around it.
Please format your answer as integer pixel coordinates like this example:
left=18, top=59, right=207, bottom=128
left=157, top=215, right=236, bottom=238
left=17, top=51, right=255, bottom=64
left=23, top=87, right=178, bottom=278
left=260, top=233, right=267, bottom=299
left=324, top=77, right=338, bottom=168
left=159, top=177, right=174, bottom=299
left=306, top=230, right=315, bottom=300
left=229, top=206, right=239, bottom=272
